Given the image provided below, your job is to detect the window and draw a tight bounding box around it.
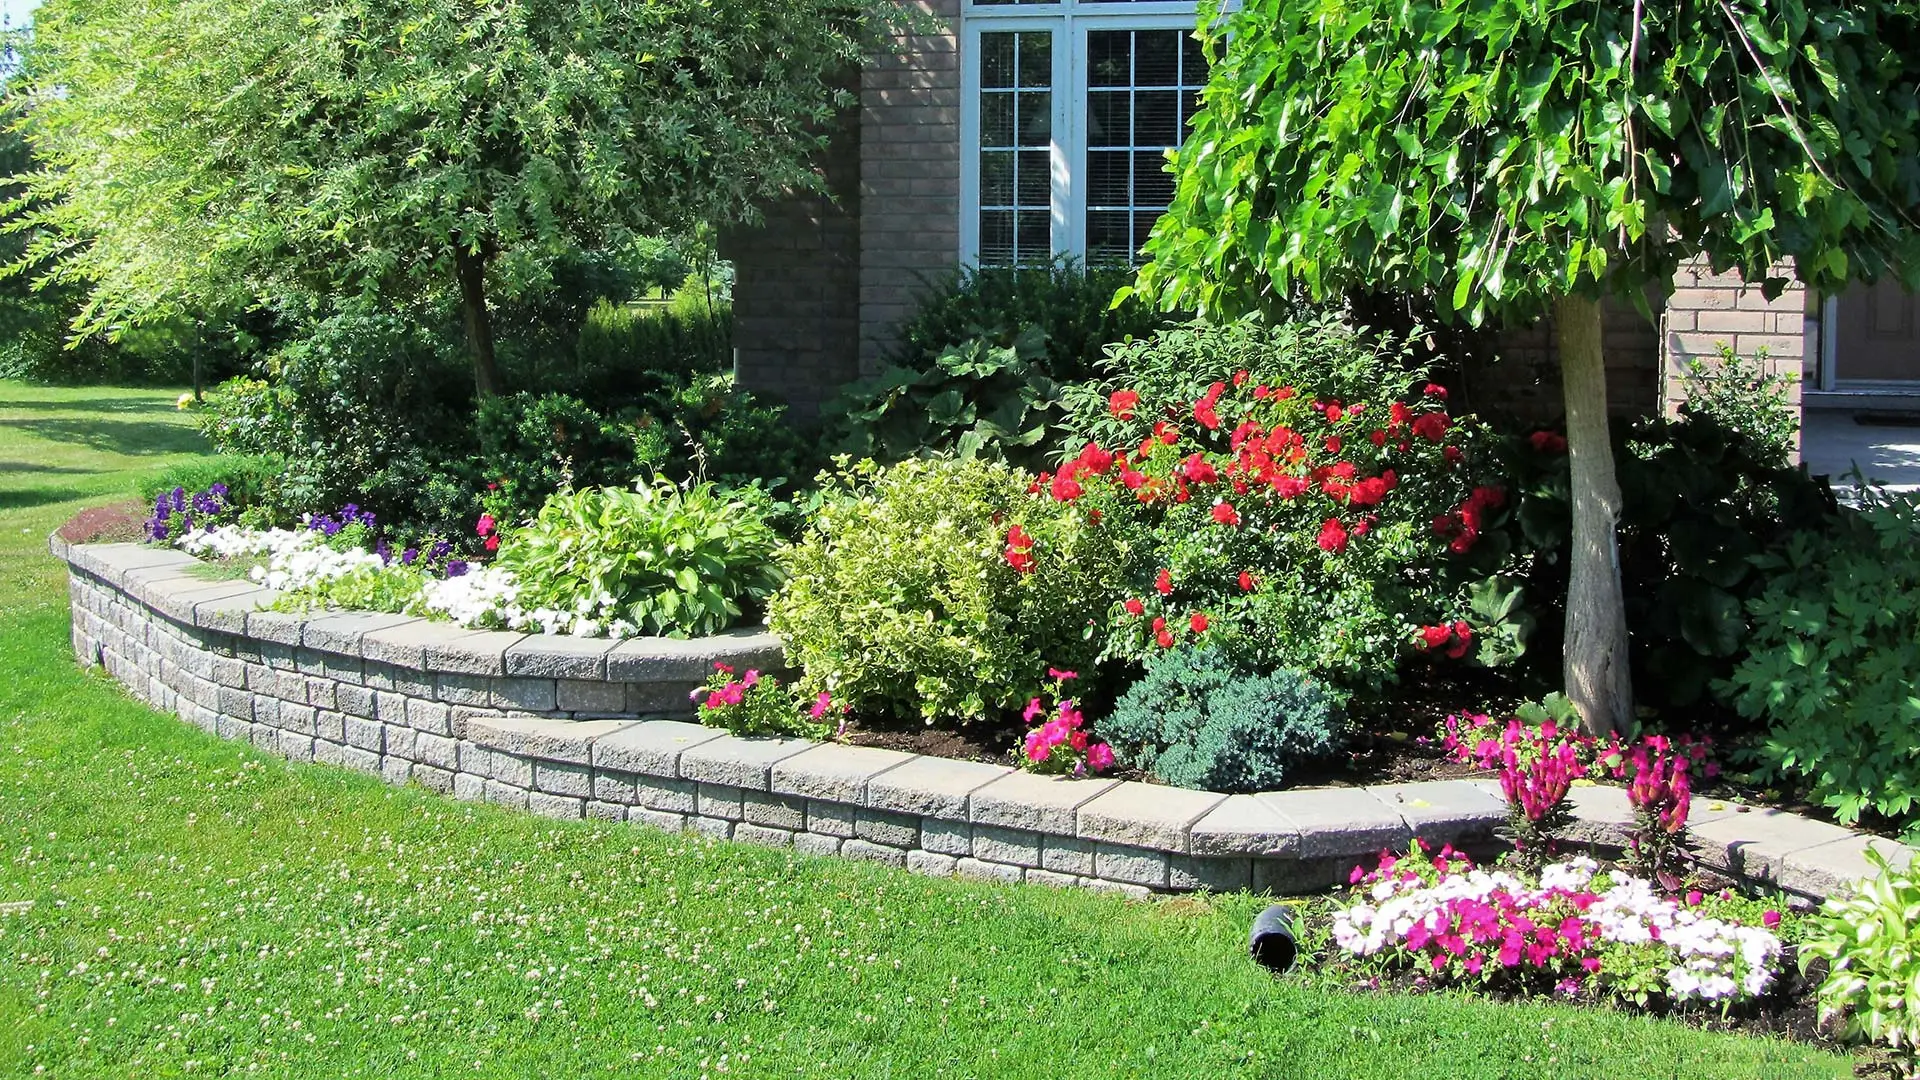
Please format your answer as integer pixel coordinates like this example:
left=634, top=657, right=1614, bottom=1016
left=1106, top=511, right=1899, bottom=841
left=960, top=1, right=1207, bottom=268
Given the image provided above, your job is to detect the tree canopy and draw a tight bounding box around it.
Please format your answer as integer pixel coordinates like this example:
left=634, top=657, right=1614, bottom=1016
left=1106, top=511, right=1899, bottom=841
left=1134, top=0, right=1920, bottom=323
left=7, top=0, right=920, bottom=390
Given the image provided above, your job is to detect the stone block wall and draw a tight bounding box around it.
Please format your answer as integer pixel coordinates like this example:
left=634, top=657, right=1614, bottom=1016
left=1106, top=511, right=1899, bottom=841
left=59, top=536, right=1893, bottom=902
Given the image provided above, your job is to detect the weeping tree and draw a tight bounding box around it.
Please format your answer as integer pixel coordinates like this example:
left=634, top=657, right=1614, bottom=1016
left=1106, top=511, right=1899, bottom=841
left=6, top=0, right=919, bottom=396
left=1132, top=0, right=1920, bottom=734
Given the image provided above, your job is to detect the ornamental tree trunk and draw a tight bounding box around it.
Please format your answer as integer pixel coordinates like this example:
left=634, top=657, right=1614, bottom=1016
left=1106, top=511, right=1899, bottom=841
left=454, top=243, right=503, bottom=398
left=1555, top=291, right=1633, bottom=737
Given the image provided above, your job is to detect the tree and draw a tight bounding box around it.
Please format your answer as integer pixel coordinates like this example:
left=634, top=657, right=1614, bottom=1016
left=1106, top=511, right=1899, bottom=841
left=7, top=0, right=919, bottom=395
left=1131, top=0, right=1920, bottom=734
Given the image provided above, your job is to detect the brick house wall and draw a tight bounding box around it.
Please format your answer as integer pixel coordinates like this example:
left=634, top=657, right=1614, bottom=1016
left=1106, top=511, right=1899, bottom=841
left=1659, top=260, right=1807, bottom=429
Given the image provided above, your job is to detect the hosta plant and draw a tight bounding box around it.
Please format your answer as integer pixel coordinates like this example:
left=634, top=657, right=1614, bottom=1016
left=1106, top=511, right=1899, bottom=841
left=1804, top=849, right=1920, bottom=1073
left=496, top=480, right=782, bottom=637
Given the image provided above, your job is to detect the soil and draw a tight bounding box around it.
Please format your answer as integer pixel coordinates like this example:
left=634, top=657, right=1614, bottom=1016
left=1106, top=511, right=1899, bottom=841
left=57, top=499, right=148, bottom=545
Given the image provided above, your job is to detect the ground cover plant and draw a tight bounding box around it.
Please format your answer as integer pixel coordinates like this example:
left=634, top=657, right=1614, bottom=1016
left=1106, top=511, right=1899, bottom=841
left=0, top=381, right=1858, bottom=1078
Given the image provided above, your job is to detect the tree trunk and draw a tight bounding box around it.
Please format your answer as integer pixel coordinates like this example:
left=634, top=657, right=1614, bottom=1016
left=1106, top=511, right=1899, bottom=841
left=454, top=244, right=502, bottom=398
left=1555, top=292, right=1633, bottom=737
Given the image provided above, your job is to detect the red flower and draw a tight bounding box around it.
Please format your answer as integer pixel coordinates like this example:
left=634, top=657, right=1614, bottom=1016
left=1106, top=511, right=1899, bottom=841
left=1124, top=597, right=1145, bottom=616
left=1317, top=517, right=1350, bottom=554
left=1275, top=386, right=1297, bottom=400
left=1049, top=473, right=1083, bottom=502
left=1324, top=435, right=1343, bottom=454
left=1156, top=629, right=1175, bottom=648
left=1238, top=570, right=1255, bottom=592
left=1004, top=525, right=1036, bottom=573
left=1411, top=412, right=1451, bottom=442
left=1076, top=442, right=1115, bottom=474
left=1324, top=402, right=1345, bottom=422
left=484, top=533, right=500, bottom=552
left=1232, top=369, right=1249, bottom=387
left=1423, top=382, right=1448, bottom=399
left=1210, top=501, right=1240, bottom=526
left=1252, top=385, right=1271, bottom=400
left=476, top=513, right=496, bottom=537
left=1446, top=620, right=1474, bottom=659
left=1153, top=421, right=1179, bottom=446
left=1529, top=430, right=1568, bottom=454
left=1389, top=402, right=1412, bottom=429
left=1155, top=568, right=1174, bottom=596
left=1180, top=453, right=1218, bottom=485
left=1273, top=475, right=1309, bottom=500
left=1108, top=389, right=1140, bottom=420
left=1443, top=445, right=1464, bottom=464
left=1189, top=612, right=1210, bottom=634
left=1369, top=429, right=1387, bottom=447
left=1419, top=625, right=1452, bottom=650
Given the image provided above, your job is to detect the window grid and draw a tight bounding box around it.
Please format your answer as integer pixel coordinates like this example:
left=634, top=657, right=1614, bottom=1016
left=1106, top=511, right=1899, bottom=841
left=961, top=7, right=1206, bottom=267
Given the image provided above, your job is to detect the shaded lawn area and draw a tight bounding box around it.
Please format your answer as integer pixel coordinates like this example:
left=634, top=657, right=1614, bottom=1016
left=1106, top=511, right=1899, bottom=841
left=0, top=381, right=1853, bottom=1078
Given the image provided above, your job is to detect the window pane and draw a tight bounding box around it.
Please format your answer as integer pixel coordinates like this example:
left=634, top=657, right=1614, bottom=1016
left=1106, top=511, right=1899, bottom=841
left=1015, top=90, right=1052, bottom=146
left=1133, top=150, right=1174, bottom=207
left=1087, top=150, right=1129, bottom=207
left=1133, top=90, right=1179, bottom=147
left=981, top=94, right=1015, bottom=147
left=1086, top=210, right=1131, bottom=265
left=1088, top=90, right=1129, bottom=149
left=980, top=151, right=1014, bottom=205
left=1016, top=149, right=1051, bottom=205
left=1180, top=88, right=1204, bottom=130
left=1015, top=210, right=1053, bottom=264
left=1088, top=30, right=1130, bottom=88
left=1134, top=30, right=1179, bottom=87
left=1182, top=33, right=1206, bottom=81
left=981, top=33, right=1016, bottom=89
left=980, top=210, right=1015, bottom=265
left=1018, top=33, right=1052, bottom=88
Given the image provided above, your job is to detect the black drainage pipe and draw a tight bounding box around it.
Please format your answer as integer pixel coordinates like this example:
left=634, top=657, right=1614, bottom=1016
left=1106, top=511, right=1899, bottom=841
left=1248, top=904, right=1298, bottom=973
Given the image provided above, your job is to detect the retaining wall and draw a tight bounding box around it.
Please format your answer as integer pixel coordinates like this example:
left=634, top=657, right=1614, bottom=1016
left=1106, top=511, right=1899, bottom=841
left=55, top=536, right=1908, bottom=901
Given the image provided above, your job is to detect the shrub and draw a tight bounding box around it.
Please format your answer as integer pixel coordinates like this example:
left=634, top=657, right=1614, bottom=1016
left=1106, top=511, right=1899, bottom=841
left=827, top=262, right=1172, bottom=465
left=831, top=329, right=1066, bottom=468
left=1675, top=345, right=1799, bottom=470
left=1100, top=647, right=1342, bottom=792
left=495, top=480, right=782, bottom=638
left=568, top=298, right=732, bottom=401
left=1721, top=487, right=1920, bottom=829
left=138, top=454, right=282, bottom=516
left=1804, top=849, right=1920, bottom=1067
left=889, top=260, right=1166, bottom=384
left=1499, top=412, right=1835, bottom=711
left=769, top=457, right=1133, bottom=726
left=476, top=392, right=642, bottom=519
left=1038, top=317, right=1512, bottom=691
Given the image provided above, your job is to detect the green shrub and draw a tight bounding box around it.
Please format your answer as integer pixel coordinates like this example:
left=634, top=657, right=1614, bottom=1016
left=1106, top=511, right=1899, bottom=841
left=138, top=454, right=283, bottom=514
left=1721, top=487, right=1920, bottom=829
left=1043, top=313, right=1514, bottom=692
left=1803, top=849, right=1920, bottom=1069
left=1100, top=647, right=1343, bottom=792
left=831, top=328, right=1066, bottom=468
left=889, top=260, right=1167, bottom=384
left=769, top=457, right=1135, bottom=725
left=1675, top=344, right=1799, bottom=470
left=476, top=392, right=643, bottom=519
left=1502, top=413, right=1835, bottom=712
left=571, top=298, right=731, bottom=400
left=829, top=261, right=1172, bottom=465
left=495, top=480, right=783, bottom=638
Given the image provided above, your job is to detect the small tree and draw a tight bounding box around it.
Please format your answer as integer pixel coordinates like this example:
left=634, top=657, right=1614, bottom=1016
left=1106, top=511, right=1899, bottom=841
left=1133, top=0, right=1920, bottom=734
left=8, top=0, right=918, bottom=395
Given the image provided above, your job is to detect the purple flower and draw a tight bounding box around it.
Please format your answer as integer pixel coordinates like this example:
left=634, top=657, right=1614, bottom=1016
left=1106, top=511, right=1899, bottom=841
left=171, top=486, right=187, bottom=512
left=427, top=540, right=451, bottom=561
left=376, top=541, right=393, bottom=565
left=400, top=547, right=419, bottom=566
left=209, top=482, right=229, bottom=497
left=445, top=560, right=469, bottom=578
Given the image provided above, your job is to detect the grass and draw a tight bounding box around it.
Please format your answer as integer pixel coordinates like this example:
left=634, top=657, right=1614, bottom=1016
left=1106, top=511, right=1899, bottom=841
left=0, top=379, right=1855, bottom=1078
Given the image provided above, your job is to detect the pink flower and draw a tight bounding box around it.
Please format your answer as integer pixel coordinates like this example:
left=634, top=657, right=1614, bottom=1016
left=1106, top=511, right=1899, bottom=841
left=1762, top=910, right=1781, bottom=929
left=810, top=692, right=834, bottom=720
left=741, top=669, right=760, bottom=689
left=1047, top=667, right=1078, bottom=681
left=1024, top=730, right=1051, bottom=762
left=1685, top=890, right=1703, bottom=907
left=476, top=513, right=496, bottom=536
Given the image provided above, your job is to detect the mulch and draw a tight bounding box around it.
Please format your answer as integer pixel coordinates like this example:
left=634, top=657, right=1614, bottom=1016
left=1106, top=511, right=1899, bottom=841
left=57, top=499, right=148, bottom=545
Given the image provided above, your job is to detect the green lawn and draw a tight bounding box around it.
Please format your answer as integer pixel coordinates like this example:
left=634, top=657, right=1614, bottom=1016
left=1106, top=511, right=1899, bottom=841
left=0, top=380, right=1854, bottom=1079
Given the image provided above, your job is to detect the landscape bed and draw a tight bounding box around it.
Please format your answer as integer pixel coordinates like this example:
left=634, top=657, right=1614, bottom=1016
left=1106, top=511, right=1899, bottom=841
left=55, top=534, right=1911, bottom=904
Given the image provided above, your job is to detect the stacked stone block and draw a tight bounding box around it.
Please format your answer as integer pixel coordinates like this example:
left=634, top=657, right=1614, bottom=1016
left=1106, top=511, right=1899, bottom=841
left=55, top=536, right=1905, bottom=902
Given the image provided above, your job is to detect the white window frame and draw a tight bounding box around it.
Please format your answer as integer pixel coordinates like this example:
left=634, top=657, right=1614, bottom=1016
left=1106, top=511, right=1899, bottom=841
left=959, top=1, right=1203, bottom=267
